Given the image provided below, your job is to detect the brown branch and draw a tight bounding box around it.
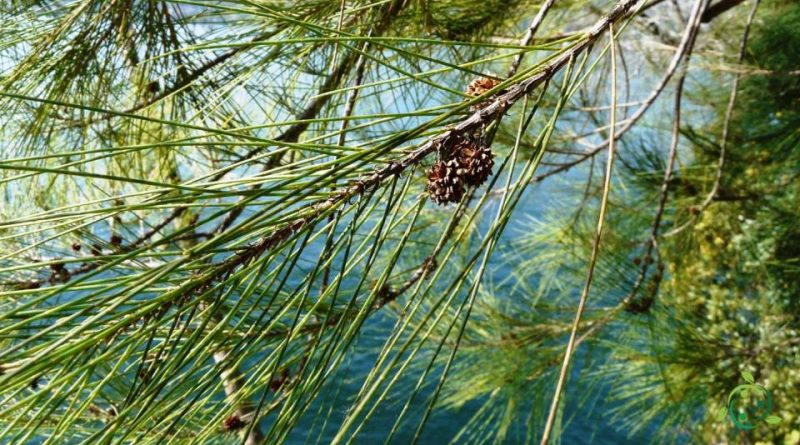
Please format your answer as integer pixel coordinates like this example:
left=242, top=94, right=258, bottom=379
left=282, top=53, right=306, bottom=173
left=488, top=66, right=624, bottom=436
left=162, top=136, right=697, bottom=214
left=701, top=0, right=746, bottom=22
left=664, top=0, right=760, bottom=238
left=207, top=0, right=643, bottom=291
left=531, top=0, right=712, bottom=184
left=70, top=0, right=642, bottom=356
left=508, top=0, right=558, bottom=76
left=624, top=0, right=710, bottom=311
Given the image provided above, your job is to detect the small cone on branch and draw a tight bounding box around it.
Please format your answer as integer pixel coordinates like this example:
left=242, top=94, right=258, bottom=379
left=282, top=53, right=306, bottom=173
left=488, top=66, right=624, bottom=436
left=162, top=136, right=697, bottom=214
left=427, top=159, right=465, bottom=205
left=466, top=76, right=502, bottom=111
left=466, top=76, right=501, bottom=97
left=269, top=368, right=289, bottom=392
left=222, top=415, right=246, bottom=432
left=455, top=142, right=494, bottom=187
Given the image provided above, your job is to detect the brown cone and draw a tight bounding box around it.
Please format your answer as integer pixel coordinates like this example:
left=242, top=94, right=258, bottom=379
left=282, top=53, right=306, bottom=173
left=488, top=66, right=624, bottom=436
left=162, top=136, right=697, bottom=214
left=466, top=76, right=501, bottom=97
left=456, top=143, right=494, bottom=187
left=465, top=76, right=503, bottom=111
left=222, top=415, right=246, bottom=432
left=427, top=159, right=465, bottom=205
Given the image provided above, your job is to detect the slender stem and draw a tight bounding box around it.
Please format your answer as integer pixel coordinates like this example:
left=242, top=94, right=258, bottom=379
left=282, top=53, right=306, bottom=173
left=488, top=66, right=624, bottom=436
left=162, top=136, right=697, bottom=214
left=539, top=23, right=618, bottom=445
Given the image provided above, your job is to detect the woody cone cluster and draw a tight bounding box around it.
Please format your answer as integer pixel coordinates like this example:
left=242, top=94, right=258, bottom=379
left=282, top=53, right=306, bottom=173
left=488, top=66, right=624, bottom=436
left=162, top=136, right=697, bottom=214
left=426, top=76, right=500, bottom=205
left=427, top=139, right=495, bottom=205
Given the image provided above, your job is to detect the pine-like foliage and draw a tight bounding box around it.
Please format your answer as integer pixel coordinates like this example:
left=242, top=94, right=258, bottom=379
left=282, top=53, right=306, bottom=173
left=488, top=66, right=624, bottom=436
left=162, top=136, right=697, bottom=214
left=0, top=1, right=797, bottom=444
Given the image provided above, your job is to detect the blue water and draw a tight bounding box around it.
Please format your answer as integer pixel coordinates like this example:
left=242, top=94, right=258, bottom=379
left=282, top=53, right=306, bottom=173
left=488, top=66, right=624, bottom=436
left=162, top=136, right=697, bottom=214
left=272, top=164, right=656, bottom=445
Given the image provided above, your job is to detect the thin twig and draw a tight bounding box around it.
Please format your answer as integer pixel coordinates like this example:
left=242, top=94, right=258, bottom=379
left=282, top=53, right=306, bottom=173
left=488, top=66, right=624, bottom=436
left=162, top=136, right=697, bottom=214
left=531, top=0, right=713, bottom=183
left=663, top=0, right=760, bottom=238
left=623, top=0, right=710, bottom=306
left=508, top=0, right=558, bottom=77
